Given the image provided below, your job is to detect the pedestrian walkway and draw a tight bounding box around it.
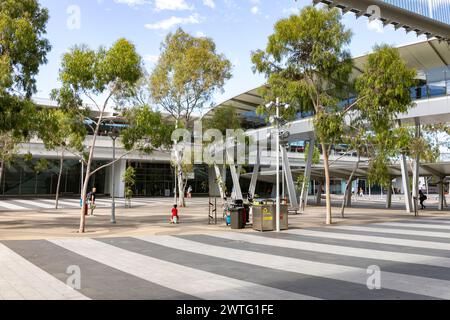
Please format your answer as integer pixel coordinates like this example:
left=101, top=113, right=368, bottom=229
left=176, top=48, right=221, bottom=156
left=2, top=217, right=450, bottom=300
left=0, top=197, right=207, bottom=212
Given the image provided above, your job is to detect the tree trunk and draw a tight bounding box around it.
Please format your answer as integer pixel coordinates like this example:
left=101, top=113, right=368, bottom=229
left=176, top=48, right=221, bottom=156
left=0, top=159, right=4, bottom=194
left=55, top=148, right=65, bottom=209
left=341, top=157, right=360, bottom=218
left=177, top=163, right=186, bottom=207
left=79, top=111, right=105, bottom=233
left=322, top=142, right=332, bottom=225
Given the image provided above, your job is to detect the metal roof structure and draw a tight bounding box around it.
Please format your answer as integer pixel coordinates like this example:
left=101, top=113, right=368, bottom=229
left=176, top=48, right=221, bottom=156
left=207, top=38, right=450, bottom=119
left=314, top=0, right=450, bottom=42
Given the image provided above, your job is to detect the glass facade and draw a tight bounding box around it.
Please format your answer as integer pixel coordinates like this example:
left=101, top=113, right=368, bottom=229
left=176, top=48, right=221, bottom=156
left=382, top=0, right=450, bottom=25
left=129, top=162, right=209, bottom=197
left=1, top=158, right=107, bottom=197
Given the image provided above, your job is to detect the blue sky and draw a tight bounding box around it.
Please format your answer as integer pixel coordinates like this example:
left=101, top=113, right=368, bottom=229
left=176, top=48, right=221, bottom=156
left=36, top=0, right=427, bottom=112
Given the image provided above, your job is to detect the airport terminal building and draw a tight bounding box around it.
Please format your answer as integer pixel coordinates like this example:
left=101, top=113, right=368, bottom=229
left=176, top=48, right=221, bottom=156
left=2, top=1, right=450, bottom=206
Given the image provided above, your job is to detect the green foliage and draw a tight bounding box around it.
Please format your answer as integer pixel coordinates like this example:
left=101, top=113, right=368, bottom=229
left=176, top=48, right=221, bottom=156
left=355, top=45, right=417, bottom=132
left=203, top=106, right=241, bottom=135
left=304, top=142, right=320, bottom=165
left=121, top=105, right=174, bottom=153
left=23, top=152, right=33, bottom=163
left=150, top=28, right=232, bottom=125
left=123, top=166, right=136, bottom=199
left=0, top=0, right=51, bottom=97
left=52, top=38, right=143, bottom=111
left=34, top=158, right=48, bottom=173
left=251, top=6, right=353, bottom=116
left=37, top=108, right=87, bottom=154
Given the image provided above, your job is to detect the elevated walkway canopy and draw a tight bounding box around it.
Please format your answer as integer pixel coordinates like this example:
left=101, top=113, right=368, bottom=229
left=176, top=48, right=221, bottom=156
left=314, top=0, right=450, bottom=42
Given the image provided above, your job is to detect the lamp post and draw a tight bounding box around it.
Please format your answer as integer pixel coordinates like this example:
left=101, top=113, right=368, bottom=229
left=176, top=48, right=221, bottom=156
left=108, top=128, right=120, bottom=224
left=266, top=98, right=289, bottom=232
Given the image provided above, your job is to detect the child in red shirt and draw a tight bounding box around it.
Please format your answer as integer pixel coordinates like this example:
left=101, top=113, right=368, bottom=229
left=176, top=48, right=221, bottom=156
left=171, top=204, right=179, bottom=224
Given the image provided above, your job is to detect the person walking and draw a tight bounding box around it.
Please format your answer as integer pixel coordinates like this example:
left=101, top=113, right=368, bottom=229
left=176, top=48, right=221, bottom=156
left=170, top=204, right=179, bottom=224
left=419, top=189, right=427, bottom=209
left=187, top=185, right=193, bottom=199
left=87, top=187, right=97, bottom=216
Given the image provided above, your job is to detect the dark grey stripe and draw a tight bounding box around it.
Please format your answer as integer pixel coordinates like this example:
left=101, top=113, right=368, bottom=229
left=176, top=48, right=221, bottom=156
left=254, top=229, right=450, bottom=258
left=97, top=237, right=434, bottom=300
left=366, top=224, right=450, bottom=233
left=391, top=219, right=450, bottom=226
left=304, top=227, right=450, bottom=246
left=2, top=240, right=197, bottom=300
left=177, top=234, right=450, bottom=281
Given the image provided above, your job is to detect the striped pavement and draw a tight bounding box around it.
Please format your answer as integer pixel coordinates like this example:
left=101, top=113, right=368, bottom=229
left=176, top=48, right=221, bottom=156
left=0, top=197, right=207, bottom=212
left=2, top=217, right=450, bottom=299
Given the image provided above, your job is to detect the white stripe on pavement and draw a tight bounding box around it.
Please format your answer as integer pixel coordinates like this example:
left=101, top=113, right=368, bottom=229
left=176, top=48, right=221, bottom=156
left=375, top=222, right=450, bottom=230
left=284, top=229, right=450, bottom=251
left=325, top=225, right=450, bottom=239
left=12, top=199, right=54, bottom=209
left=137, top=235, right=450, bottom=300
left=0, top=244, right=88, bottom=300
left=50, top=238, right=318, bottom=300
left=0, top=202, right=27, bottom=210
left=211, top=232, right=450, bottom=268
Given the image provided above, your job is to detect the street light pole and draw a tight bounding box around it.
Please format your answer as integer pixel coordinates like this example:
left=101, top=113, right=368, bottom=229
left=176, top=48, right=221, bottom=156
left=276, top=98, right=281, bottom=233
left=109, top=128, right=119, bottom=224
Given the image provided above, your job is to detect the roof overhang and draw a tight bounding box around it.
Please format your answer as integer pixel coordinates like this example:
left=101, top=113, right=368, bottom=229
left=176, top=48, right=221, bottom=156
left=314, top=0, right=450, bottom=42
left=208, top=38, right=450, bottom=118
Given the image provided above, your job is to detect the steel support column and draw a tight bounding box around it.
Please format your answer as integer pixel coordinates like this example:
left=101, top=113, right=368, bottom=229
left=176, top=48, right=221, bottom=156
left=300, top=138, right=315, bottom=211
left=281, top=146, right=299, bottom=209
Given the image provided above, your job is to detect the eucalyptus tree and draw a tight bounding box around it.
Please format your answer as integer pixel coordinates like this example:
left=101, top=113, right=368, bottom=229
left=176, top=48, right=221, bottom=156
left=0, top=0, right=51, bottom=186
left=252, top=6, right=354, bottom=224
left=253, top=6, right=418, bottom=224
left=37, top=109, right=87, bottom=209
left=150, top=28, right=232, bottom=207
left=51, top=38, right=169, bottom=233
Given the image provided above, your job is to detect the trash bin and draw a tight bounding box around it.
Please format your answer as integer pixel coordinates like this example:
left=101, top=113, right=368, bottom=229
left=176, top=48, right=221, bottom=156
left=243, top=204, right=250, bottom=223
left=252, top=205, right=275, bottom=232
left=230, top=207, right=245, bottom=229
left=252, top=204, right=288, bottom=231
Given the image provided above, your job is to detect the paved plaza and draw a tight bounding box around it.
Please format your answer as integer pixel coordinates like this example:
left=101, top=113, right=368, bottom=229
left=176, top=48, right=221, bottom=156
left=1, top=197, right=450, bottom=300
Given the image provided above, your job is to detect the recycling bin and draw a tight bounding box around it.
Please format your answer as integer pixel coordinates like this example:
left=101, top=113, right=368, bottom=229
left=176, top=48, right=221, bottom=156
left=252, top=204, right=288, bottom=232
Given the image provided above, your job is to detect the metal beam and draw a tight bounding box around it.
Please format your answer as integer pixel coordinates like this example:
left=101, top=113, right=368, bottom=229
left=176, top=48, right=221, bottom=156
left=281, top=145, right=299, bottom=209
left=300, top=138, right=315, bottom=211
left=400, top=153, right=413, bottom=213
left=248, top=149, right=260, bottom=199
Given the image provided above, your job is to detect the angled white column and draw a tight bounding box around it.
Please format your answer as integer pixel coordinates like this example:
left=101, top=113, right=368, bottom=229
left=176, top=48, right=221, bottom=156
left=412, top=124, right=421, bottom=213
left=300, top=138, right=315, bottom=211
left=213, top=164, right=226, bottom=199
left=400, top=153, right=413, bottom=213
left=248, top=148, right=260, bottom=199
left=281, top=146, right=299, bottom=209
left=227, top=149, right=243, bottom=201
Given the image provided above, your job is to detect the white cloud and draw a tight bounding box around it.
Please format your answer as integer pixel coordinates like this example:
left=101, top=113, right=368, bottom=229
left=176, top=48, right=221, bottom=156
left=144, top=54, right=159, bottom=63
left=154, top=0, right=193, bottom=11
left=203, top=0, right=215, bottom=8
left=282, top=7, right=299, bottom=15
left=367, top=19, right=384, bottom=33
left=145, top=13, right=201, bottom=30
left=114, top=0, right=149, bottom=6
left=196, top=31, right=206, bottom=37
left=251, top=6, right=259, bottom=15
